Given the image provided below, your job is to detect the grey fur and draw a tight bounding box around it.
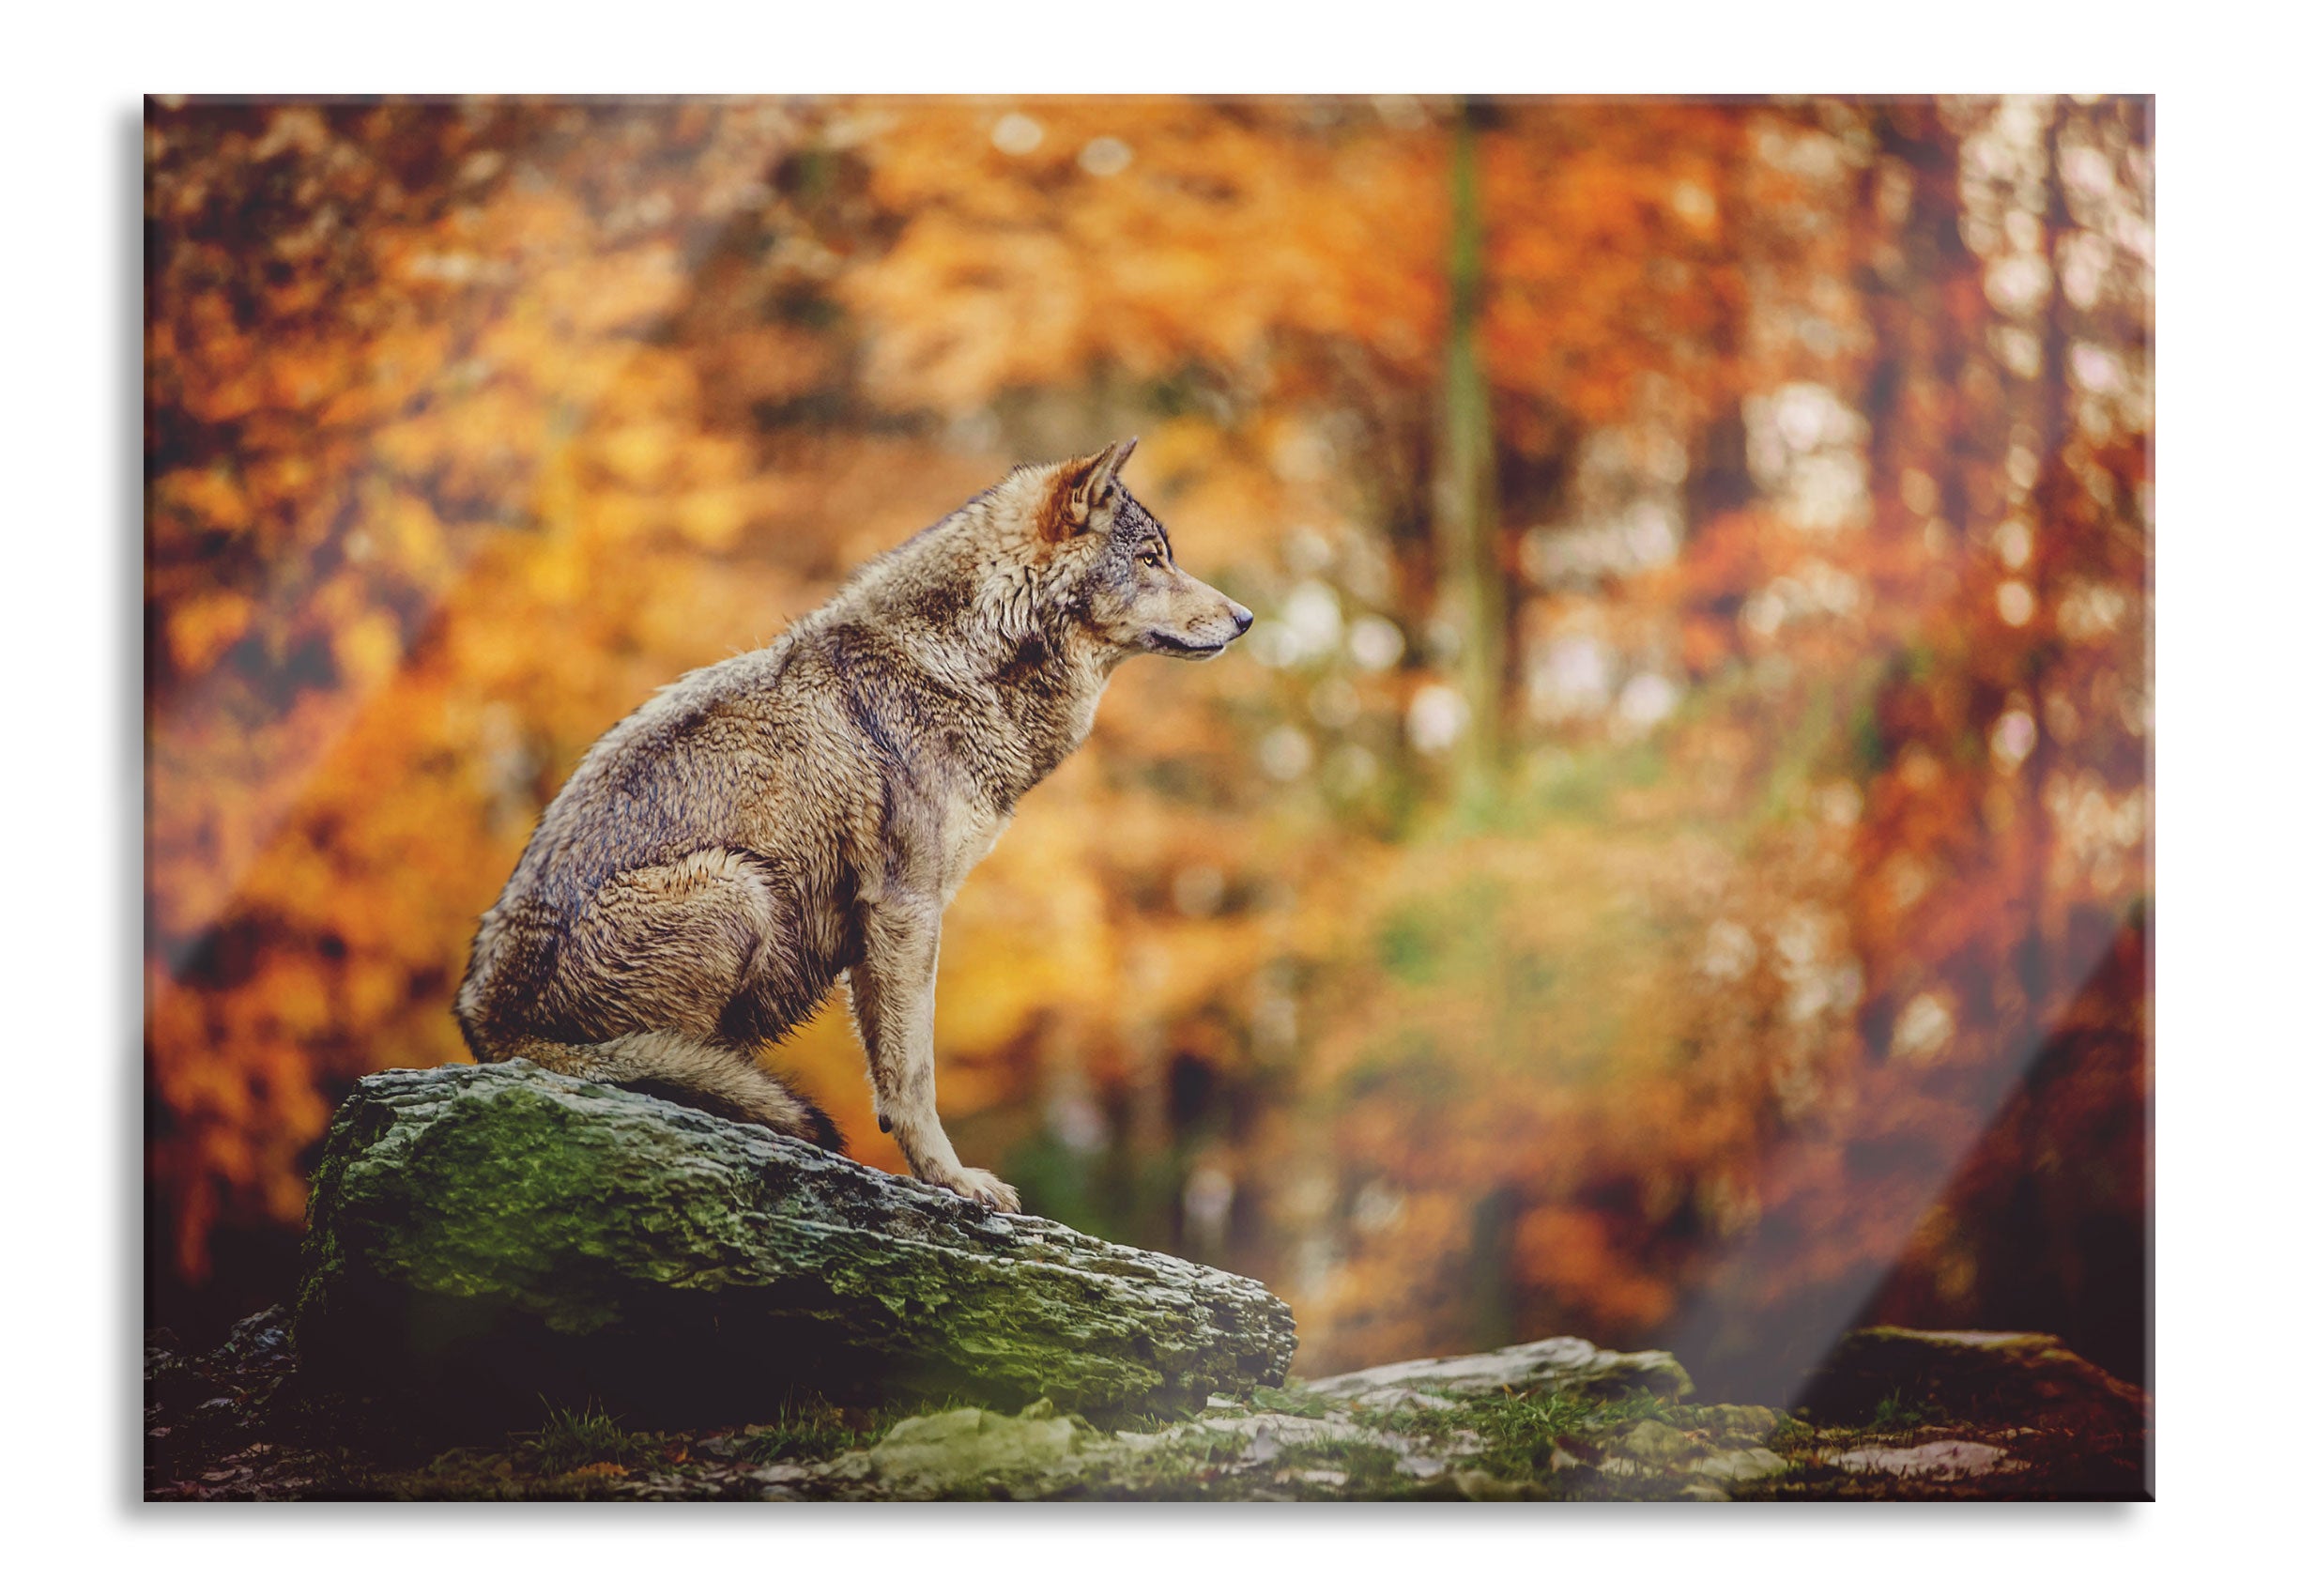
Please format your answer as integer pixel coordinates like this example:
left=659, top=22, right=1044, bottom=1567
left=455, top=442, right=1251, bottom=1210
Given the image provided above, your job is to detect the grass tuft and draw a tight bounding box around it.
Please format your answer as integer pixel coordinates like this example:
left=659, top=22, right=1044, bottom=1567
left=1867, top=1389, right=1945, bottom=1434
left=516, top=1398, right=656, bottom=1476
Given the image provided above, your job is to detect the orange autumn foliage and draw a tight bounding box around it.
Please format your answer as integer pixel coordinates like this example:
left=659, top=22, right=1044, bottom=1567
left=146, top=96, right=2151, bottom=1399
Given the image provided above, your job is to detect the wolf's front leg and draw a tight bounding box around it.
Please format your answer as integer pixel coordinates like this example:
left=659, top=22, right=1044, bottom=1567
left=849, top=892, right=1020, bottom=1212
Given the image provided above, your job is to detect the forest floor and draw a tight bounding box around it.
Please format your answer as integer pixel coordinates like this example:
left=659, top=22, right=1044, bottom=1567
left=145, top=1308, right=2148, bottom=1502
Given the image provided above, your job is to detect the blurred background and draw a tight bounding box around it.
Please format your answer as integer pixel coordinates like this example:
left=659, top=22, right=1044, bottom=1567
left=144, top=95, right=2151, bottom=1405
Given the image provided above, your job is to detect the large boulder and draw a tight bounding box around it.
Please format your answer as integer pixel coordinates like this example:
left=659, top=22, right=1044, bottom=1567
left=292, top=1065, right=1295, bottom=1428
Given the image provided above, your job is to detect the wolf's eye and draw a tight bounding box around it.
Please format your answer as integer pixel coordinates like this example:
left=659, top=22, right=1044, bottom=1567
left=1138, top=549, right=1162, bottom=569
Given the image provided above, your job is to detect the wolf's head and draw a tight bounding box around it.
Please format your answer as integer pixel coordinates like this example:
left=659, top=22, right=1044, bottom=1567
left=1029, top=438, right=1253, bottom=662
left=838, top=441, right=1252, bottom=792
left=857, top=440, right=1252, bottom=676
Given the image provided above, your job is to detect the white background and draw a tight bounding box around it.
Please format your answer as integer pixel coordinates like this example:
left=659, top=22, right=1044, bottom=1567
left=6, top=4, right=2286, bottom=1587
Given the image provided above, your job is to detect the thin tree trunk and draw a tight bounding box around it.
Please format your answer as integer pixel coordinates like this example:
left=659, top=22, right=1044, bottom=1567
left=1434, top=100, right=1506, bottom=806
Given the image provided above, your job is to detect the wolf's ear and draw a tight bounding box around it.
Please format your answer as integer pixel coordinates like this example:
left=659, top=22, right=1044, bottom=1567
left=1048, top=437, right=1137, bottom=536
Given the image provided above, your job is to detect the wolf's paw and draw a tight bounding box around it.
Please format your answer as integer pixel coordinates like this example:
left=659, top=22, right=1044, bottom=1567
left=943, top=1166, right=1021, bottom=1213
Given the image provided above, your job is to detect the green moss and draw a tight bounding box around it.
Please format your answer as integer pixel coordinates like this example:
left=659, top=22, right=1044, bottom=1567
left=867, top=1403, right=1102, bottom=1497
left=1397, top=1387, right=1679, bottom=1481
left=296, top=1067, right=1296, bottom=1426
left=1768, top=1412, right=1817, bottom=1450
left=1272, top=1438, right=1410, bottom=1495
left=1249, top=1384, right=1336, bottom=1419
left=1867, top=1389, right=1948, bottom=1435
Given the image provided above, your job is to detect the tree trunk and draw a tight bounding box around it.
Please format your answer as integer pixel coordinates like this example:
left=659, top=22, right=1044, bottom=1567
left=1433, top=99, right=1507, bottom=805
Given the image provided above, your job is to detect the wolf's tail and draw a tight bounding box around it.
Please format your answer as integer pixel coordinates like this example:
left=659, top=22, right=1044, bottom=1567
left=482, top=1032, right=844, bottom=1154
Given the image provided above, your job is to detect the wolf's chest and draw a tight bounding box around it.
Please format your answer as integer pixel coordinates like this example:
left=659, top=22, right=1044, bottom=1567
left=932, top=796, right=1013, bottom=906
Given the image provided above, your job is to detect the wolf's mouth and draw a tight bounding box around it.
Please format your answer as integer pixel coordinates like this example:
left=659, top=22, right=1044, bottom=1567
left=1146, top=631, right=1227, bottom=660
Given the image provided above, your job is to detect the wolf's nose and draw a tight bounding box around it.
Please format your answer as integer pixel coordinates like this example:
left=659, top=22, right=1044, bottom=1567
left=1230, top=603, right=1254, bottom=636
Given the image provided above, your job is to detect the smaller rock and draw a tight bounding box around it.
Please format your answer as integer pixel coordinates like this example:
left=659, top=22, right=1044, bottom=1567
left=1346, top=1387, right=1458, bottom=1416
left=1800, top=1327, right=2145, bottom=1433
left=819, top=1450, right=875, bottom=1482
left=1690, top=1446, right=1790, bottom=1482
left=1824, top=1439, right=2014, bottom=1481
left=1618, top=1418, right=1697, bottom=1466
left=1304, top=1336, right=1693, bottom=1403
left=1692, top=1404, right=1780, bottom=1443
left=1450, top=1468, right=1550, bottom=1502
left=867, top=1406, right=1092, bottom=1496
left=1201, top=1412, right=1378, bottom=1453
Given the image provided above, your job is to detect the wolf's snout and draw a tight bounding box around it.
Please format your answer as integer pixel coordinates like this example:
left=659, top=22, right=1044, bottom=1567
left=1228, top=603, right=1253, bottom=637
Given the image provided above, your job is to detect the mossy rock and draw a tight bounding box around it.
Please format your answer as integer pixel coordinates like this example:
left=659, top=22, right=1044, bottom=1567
left=861, top=1402, right=1096, bottom=1497
left=293, top=1065, right=1295, bottom=1431
left=1303, top=1336, right=1693, bottom=1404
left=1797, top=1327, right=2147, bottom=1433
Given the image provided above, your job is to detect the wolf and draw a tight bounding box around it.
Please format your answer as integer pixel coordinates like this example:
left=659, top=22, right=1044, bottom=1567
left=454, top=440, right=1251, bottom=1211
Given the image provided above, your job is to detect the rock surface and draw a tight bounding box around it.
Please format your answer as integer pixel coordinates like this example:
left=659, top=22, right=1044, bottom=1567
left=1798, top=1327, right=2149, bottom=1434
left=151, top=1061, right=2146, bottom=1501
left=147, top=1306, right=2150, bottom=1502
left=292, top=1064, right=1296, bottom=1426
left=1304, top=1336, right=1694, bottom=1404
